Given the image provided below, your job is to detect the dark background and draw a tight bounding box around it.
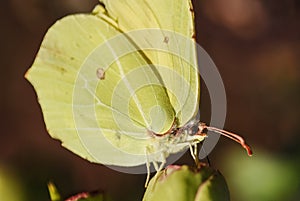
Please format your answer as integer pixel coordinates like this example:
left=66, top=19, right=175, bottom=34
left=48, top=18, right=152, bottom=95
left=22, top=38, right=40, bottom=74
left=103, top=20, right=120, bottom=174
left=1, top=0, right=299, bottom=200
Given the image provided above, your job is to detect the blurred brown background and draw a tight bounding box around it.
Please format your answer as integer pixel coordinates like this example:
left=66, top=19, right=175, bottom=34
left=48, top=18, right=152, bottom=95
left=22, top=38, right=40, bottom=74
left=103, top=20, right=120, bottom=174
left=1, top=0, right=299, bottom=200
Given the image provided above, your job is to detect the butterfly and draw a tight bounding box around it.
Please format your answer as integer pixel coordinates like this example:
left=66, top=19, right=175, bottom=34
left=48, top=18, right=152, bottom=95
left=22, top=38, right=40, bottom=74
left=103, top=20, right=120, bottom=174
left=25, top=0, right=252, bottom=180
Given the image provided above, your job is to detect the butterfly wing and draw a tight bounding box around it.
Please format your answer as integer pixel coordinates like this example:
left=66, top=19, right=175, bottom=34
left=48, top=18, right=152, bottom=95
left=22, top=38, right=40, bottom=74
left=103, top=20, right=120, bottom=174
left=26, top=12, right=175, bottom=166
left=26, top=0, right=199, bottom=166
left=101, top=0, right=199, bottom=127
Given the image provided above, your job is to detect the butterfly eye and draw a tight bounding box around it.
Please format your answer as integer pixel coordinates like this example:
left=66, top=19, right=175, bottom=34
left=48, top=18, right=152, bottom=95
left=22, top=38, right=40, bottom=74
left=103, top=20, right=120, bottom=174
left=188, top=125, right=199, bottom=136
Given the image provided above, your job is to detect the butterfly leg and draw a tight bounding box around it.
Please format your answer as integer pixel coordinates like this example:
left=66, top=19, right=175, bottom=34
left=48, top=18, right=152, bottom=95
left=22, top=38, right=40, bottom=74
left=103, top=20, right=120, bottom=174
left=193, top=143, right=200, bottom=166
left=145, top=147, right=151, bottom=188
left=189, top=143, right=196, bottom=161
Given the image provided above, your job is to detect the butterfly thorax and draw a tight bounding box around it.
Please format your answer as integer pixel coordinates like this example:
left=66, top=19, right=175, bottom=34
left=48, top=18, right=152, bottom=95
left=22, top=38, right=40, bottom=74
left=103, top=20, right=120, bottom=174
left=147, top=119, right=207, bottom=158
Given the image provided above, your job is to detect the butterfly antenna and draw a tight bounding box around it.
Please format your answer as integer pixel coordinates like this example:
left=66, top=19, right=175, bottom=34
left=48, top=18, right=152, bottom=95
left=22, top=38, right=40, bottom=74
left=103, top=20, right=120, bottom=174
left=199, top=123, right=253, bottom=156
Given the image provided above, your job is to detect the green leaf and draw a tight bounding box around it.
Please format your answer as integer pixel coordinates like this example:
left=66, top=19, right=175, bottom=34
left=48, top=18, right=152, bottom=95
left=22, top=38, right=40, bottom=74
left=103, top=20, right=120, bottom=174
left=47, top=182, right=110, bottom=201
left=48, top=182, right=62, bottom=201
left=143, top=165, right=230, bottom=201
